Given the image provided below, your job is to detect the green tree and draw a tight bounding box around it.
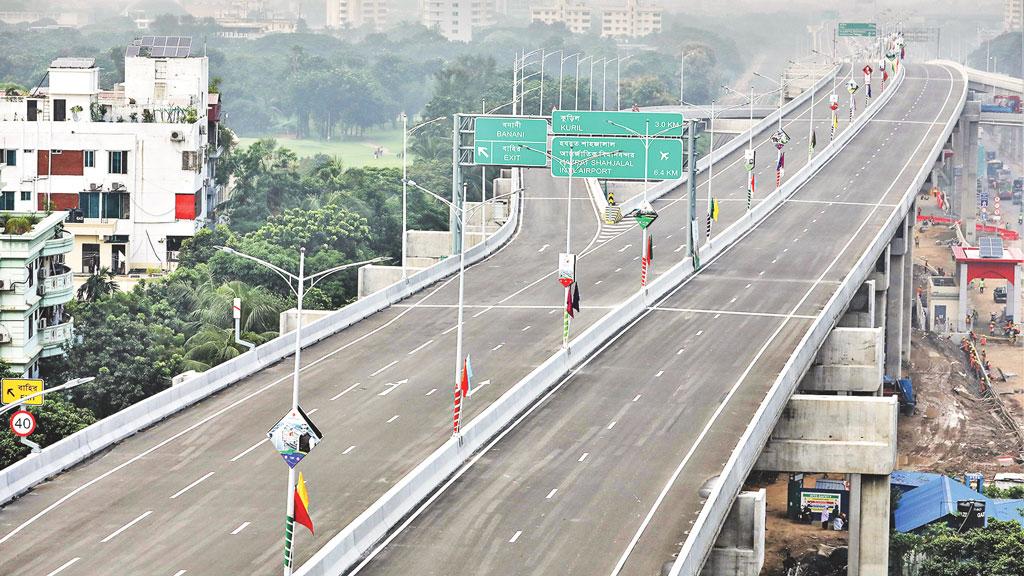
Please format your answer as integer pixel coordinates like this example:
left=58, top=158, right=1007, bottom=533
left=0, top=393, right=97, bottom=470
left=76, top=268, right=120, bottom=301
left=891, top=520, right=1024, bottom=576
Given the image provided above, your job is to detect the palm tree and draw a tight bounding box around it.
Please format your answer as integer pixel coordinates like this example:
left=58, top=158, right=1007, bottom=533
left=193, top=281, right=285, bottom=334
left=77, top=268, right=119, bottom=301
left=184, top=326, right=241, bottom=368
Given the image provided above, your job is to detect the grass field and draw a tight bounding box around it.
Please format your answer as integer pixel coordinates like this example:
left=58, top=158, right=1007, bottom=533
left=237, top=128, right=405, bottom=167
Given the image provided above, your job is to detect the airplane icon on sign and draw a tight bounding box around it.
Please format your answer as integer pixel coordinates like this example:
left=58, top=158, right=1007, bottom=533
left=660, top=152, right=670, bottom=161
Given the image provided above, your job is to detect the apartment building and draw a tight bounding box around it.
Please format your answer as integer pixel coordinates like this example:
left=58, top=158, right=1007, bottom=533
left=420, top=0, right=496, bottom=42
left=0, top=212, right=75, bottom=377
left=0, top=37, right=222, bottom=276
left=1006, top=0, right=1022, bottom=31
left=600, top=0, right=661, bottom=39
left=327, top=0, right=389, bottom=31
left=530, top=0, right=592, bottom=34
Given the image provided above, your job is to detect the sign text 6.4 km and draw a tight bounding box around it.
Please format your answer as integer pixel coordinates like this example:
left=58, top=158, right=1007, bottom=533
left=550, top=137, right=683, bottom=180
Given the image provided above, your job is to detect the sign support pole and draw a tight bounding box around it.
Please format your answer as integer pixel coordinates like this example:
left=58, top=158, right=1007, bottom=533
left=451, top=114, right=464, bottom=255
left=641, top=120, right=650, bottom=288
left=564, top=145, right=574, bottom=347
left=687, top=120, right=699, bottom=270
left=283, top=247, right=305, bottom=576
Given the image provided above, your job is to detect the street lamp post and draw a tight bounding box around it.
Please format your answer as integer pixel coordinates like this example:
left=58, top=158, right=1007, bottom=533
left=602, top=58, right=613, bottom=110
left=576, top=55, right=592, bottom=111
left=401, top=114, right=446, bottom=279
left=722, top=84, right=755, bottom=210
left=616, top=55, right=633, bottom=111
left=559, top=53, right=579, bottom=111
left=589, top=58, right=604, bottom=111
left=217, top=246, right=385, bottom=576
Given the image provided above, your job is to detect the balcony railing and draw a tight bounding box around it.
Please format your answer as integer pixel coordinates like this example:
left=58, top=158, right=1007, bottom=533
left=38, top=265, right=73, bottom=297
left=40, top=316, right=74, bottom=348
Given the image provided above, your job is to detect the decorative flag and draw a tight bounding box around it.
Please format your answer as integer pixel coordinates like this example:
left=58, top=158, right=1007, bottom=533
left=705, top=212, right=712, bottom=241
left=566, top=284, right=575, bottom=318
left=747, top=172, right=755, bottom=207
left=646, top=234, right=654, bottom=262
left=571, top=284, right=580, bottom=315
left=883, top=68, right=889, bottom=82
left=866, top=83, right=872, bottom=99
left=810, top=129, right=817, bottom=154
left=453, top=356, right=472, bottom=434
left=900, top=46, right=905, bottom=60
left=711, top=198, right=720, bottom=221
left=294, top=472, right=314, bottom=535
left=776, top=152, right=785, bottom=187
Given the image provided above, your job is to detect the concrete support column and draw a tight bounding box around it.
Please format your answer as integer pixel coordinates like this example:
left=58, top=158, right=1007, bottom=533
left=839, top=280, right=876, bottom=328
left=847, top=474, right=891, bottom=576
left=958, top=260, right=969, bottom=332
left=872, top=247, right=890, bottom=332
left=885, top=221, right=906, bottom=378
left=1009, top=263, right=1022, bottom=323
left=963, top=101, right=980, bottom=245
left=901, top=205, right=914, bottom=367
left=950, top=123, right=962, bottom=220
left=700, top=490, right=766, bottom=576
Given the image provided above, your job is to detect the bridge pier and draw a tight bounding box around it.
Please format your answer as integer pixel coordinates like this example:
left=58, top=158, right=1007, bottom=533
left=799, top=327, right=885, bottom=394
left=960, top=100, right=981, bottom=245
left=884, top=217, right=908, bottom=378
left=838, top=280, right=876, bottom=328
left=901, top=204, right=915, bottom=367
left=699, top=490, right=766, bottom=576
left=872, top=247, right=889, bottom=333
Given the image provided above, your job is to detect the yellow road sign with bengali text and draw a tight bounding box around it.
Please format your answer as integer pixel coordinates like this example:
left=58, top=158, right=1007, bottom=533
left=2, top=378, right=44, bottom=406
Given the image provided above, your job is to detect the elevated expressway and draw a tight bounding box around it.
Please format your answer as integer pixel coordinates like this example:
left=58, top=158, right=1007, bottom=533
left=351, top=62, right=965, bottom=576
left=0, top=66, right=854, bottom=575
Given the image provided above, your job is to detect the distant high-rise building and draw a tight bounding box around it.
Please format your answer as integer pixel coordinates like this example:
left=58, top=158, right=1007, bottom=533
left=1006, top=0, right=1022, bottom=31
left=600, top=0, right=661, bottom=39
left=420, top=0, right=495, bottom=42
left=530, top=0, right=591, bottom=34
left=326, top=0, right=390, bottom=30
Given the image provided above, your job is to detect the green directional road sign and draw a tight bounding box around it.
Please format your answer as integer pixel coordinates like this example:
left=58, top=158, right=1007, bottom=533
left=473, top=116, right=549, bottom=167
left=552, top=111, right=684, bottom=138
left=838, top=22, right=877, bottom=37
left=550, top=137, right=683, bottom=180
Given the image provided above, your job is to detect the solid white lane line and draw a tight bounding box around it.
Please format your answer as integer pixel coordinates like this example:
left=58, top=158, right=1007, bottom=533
left=546, top=489, right=558, bottom=499
left=387, top=415, right=399, bottom=423
left=407, top=340, right=433, bottom=355
left=426, top=388, right=437, bottom=396
left=472, top=308, right=490, bottom=318
left=632, top=395, right=642, bottom=402
left=231, top=522, right=250, bottom=535
left=492, top=343, right=504, bottom=351
left=509, top=530, right=522, bottom=543
left=101, top=511, right=153, bottom=542
left=230, top=439, right=266, bottom=462
left=578, top=453, right=589, bottom=462
left=45, top=558, right=80, bottom=576
left=330, top=382, right=361, bottom=401
left=370, top=360, right=398, bottom=377
left=170, top=472, right=215, bottom=500
left=607, top=421, right=617, bottom=430
left=343, top=445, right=356, bottom=455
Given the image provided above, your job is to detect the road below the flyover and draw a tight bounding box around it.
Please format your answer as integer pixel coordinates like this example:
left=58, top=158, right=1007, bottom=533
left=0, top=65, right=854, bottom=576
left=352, top=62, right=963, bottom=576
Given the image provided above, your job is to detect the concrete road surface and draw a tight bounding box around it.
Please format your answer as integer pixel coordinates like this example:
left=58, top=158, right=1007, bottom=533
left=352, top=63, right=963, bottom=576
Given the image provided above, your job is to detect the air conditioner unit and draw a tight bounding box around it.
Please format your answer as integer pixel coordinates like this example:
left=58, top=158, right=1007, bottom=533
left=0, top=326, right=10, bottom=344
left=112, top=182, right=125, bottom=191
left=89, top=182, right=101, bottom=191
left=170, top=130, right=185, bottom=142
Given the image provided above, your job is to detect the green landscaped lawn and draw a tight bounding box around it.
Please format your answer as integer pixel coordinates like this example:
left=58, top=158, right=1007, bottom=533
left=237, top=128, right=405, bottom=167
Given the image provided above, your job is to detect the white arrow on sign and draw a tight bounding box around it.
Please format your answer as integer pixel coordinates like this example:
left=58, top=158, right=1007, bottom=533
left=378, top=379, right=409, bottom=397
left=477, top=146, right=490, bottom=159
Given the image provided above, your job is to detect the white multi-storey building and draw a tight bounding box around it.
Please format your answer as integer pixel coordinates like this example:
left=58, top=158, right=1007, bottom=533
left=1006, top=0, right=1022, bottom=31
left=0, top=37, right=222, bottom=276
left=420, top=0, right=495, bottom=42
left=530, top=0, right=591, bottom=34
left=327, top=0, right=389, bottom=31
left=0, top=211, right=75, bottom=377
left=600, top=0, right=661, bottom=39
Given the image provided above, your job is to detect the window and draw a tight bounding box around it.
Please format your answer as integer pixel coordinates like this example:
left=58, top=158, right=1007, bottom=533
left=53, top=99, right=66, bottom=122
left=84, top=150, right=95, bottom=168
left=3, top=149, right=15, bottom=166
left=20, top=191, right=30, bottom=202
left=108, top=151, right=128, bottom=174
left=79, top=192, right=100, bottom=218
left=181, top=151, right=199, bottom=172
left=0, top=191, right=13, bottom=210
left=101, top=192, right=129, bottom=219
left=51, top=149, right=62, bottom=155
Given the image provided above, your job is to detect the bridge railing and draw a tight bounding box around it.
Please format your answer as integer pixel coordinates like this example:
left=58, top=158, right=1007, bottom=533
left=668, top=62, right=968, bottom=576
left=0, top=173, right=524, bottom=505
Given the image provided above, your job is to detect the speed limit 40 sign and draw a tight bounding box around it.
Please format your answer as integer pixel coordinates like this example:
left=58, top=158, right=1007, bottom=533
left=9, top=410, right=36, bottom=437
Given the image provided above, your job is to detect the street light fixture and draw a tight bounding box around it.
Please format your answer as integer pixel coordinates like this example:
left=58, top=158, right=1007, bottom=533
left=400, top=114, right=447, bottom=279
left=589, top=58, right=605, bottom=111
left=559, top=52, right=580, bottom=111
left=576, top=55, right=592, bottom=111
left=216, top=246, right=386, bottom=576
left=616, top=54, right=633, bottom=111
